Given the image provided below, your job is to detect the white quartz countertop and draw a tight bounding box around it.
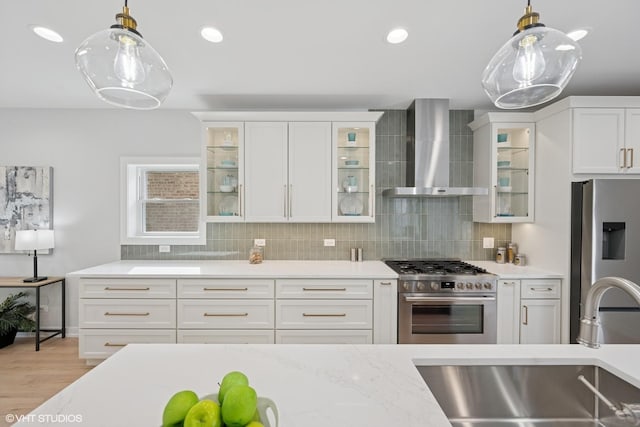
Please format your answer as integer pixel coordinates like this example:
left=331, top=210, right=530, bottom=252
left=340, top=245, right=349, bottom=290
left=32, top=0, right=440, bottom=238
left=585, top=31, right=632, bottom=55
left=466, top=260, right=563, bottom=279
left=17, top=343, right=640, bottom=427
left=67, top=260, right=398, bottom=279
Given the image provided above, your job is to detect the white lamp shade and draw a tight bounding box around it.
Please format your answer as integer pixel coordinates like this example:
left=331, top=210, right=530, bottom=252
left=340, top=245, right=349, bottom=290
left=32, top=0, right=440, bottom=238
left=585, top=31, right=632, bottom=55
left=75, top=28, right=172, bottom=110
left=15, top=230, right=55, bottom=251
left=481, top=26, right=582, bottom=109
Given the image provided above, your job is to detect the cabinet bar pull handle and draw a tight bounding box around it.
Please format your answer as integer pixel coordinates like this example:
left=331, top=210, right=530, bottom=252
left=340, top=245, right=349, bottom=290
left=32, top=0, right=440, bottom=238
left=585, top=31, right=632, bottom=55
left=104, top=312, right=150, bottom=316
left=203, top=287, right=248, bottom=291
left=104, top=342, right=127, bottom=347
left=289, top=184, right=293, bottom=217
left=522, top=305, right=528, bottom=325
left=302, top=287, right=346, bottom=291
left=302, top=313, right=347, bottom=317
left=104, top=287, right=150, bottom=291
left=621, top=148, right=627, bottom=168
left=239, top=184, right=243, bottom=216
left=493, top=185, right=498, bottom=217
left=283, top=184, right=287, bottom=216
left=629, top=148, right=634, bottom=168
left=370, top=184, right=374, bottom=217
left=530, top=287, right=553, bottom=292
left=380, top=282, right=392, bottom=285
left=204, top=312, right=248, bottom=317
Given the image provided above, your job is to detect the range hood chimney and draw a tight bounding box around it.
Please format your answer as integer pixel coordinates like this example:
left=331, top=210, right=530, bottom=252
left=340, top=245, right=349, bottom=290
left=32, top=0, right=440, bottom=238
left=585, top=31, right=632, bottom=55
left=382, top=99, right=488, bottom=197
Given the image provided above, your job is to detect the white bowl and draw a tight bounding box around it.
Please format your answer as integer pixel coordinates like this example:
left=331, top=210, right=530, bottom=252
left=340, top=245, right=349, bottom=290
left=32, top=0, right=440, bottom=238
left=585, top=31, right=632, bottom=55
left=219, top=185, right=234, bottom=192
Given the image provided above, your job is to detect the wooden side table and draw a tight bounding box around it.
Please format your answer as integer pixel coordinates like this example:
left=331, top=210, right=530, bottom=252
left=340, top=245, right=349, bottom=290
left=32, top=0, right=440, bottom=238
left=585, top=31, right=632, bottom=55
left=0, top=277, right=65, bottom=351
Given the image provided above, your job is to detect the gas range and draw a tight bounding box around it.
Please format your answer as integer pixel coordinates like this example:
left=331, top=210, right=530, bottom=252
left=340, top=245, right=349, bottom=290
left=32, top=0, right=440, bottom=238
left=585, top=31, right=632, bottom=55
left=384, top=259, right=497, bottom=293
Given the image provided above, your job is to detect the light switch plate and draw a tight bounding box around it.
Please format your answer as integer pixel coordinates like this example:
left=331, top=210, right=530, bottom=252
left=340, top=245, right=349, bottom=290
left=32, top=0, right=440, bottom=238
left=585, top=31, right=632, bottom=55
left=254, top=239, right=266, bottom=247
left=159, top=245, right=170, bottom=253
left=324, top=239, right=336, bottom=247
left=482, top=237, right=495, bottom=249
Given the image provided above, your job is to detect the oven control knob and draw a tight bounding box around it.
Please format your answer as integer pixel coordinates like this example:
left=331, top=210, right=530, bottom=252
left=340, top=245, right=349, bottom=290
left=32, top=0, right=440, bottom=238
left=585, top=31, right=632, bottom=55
left=484, top=282, right=493, bottom=289
left=403, top=282, right=410, bottom=291
left=465, top=283, right=473, bottom=289
left=416, top=282, right=426, bottom=291
left=474, top=283, right=482, bottom=289
left=430, top=282, right=439, bottom=290
left=456, top=282, right=464, bottom=289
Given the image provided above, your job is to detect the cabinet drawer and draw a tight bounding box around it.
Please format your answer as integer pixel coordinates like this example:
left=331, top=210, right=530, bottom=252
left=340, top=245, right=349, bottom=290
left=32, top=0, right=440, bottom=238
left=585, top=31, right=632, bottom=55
left=177, top=279, right=274, bottom=299
left=79, top=299, right=176, bottom=328
left=178, top=330, right=274, bottom=344
left=79, top=278, right=176, bottom=298
left=521, top=279, right=561, bottom=299
left=275, top=330, right=372, bottom=344
left=276, top=300, right=372, bottom=329
left=177, top=300, right=274, bottom=329
left=276, top=279, right=372, bottom=299
left=79, top=329, right=176, bottom=359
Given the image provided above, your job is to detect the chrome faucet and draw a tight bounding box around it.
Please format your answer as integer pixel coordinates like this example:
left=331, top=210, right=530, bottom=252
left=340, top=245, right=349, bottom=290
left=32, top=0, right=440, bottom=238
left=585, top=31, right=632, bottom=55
left=577, top=277, right=640, bottom=348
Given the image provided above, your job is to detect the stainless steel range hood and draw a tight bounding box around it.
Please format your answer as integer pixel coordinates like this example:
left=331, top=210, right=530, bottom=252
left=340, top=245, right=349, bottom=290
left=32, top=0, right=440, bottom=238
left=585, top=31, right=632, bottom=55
left=382, top=99, right=488, bottom=197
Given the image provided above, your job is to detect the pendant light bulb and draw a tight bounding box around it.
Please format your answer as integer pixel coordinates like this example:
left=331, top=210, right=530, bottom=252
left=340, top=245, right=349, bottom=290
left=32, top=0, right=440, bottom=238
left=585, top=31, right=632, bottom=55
left=512, top=34, right=546, bottom=84
left=75, top=1, right=172, bottom=109
left=113, top=34, right=147, bottom=85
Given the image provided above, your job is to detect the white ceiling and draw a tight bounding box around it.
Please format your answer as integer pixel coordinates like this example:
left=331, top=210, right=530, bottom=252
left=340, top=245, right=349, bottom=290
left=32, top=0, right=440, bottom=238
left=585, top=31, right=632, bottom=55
left=3, top=0, right=640, bottom=111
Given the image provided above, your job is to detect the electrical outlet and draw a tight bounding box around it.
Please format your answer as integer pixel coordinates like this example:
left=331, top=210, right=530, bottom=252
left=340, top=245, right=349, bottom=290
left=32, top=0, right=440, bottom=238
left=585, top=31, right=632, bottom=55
left=40, top=304, right=48, bottom=312
left=159, top=245, right=170, bottom=253
left=482, top=237, right=495, bottom=249
left=254, top=239, right=266, bottom=247
left=323, top=239, right=336, bottom=247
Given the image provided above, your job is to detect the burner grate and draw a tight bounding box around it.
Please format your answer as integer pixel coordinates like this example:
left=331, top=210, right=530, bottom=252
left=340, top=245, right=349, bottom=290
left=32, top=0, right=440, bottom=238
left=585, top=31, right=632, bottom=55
left=385, top=259, right=488, bottom=275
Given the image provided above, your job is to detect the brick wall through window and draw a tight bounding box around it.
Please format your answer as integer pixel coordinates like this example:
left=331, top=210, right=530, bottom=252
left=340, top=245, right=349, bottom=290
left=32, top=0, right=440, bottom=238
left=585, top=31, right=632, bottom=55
left=145, top=171, right=199, bottom=232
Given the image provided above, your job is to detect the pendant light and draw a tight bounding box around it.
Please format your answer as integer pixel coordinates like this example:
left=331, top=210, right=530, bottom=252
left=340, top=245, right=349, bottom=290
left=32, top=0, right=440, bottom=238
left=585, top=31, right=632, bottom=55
left=481, top=1, right=582, bottom=109
left=75, top=0, right=172, bottom=110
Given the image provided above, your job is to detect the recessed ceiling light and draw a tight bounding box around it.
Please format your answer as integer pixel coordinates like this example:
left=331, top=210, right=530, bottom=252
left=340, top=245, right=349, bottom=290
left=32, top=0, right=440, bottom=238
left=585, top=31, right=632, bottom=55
left=567, top=29, right=589, bottom=42
left=386, top=28, right=408, bottom=44
left=201, top=27, right=223, bottom=43
left=31, top=25, right=63, bottom=43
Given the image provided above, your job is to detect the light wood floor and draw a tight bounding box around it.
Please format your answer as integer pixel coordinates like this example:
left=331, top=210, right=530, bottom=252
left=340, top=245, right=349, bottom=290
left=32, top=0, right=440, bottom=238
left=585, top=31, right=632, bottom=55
left=0, top=337, right=92, bottom=427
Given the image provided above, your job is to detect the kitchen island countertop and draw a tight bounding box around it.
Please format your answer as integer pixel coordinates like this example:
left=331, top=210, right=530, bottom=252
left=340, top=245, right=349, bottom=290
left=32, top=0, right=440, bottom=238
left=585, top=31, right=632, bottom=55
left=17, top=343, right=640, bottom=426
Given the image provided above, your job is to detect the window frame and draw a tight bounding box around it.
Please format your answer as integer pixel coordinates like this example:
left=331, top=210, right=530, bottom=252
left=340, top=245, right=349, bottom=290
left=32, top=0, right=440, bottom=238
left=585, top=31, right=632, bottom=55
left=120, top=157, right=205, bottom=245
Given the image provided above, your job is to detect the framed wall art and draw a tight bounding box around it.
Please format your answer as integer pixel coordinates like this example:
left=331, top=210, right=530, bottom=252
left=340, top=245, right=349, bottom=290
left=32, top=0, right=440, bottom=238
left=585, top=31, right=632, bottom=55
left=0, top=166, right=53, bottom=253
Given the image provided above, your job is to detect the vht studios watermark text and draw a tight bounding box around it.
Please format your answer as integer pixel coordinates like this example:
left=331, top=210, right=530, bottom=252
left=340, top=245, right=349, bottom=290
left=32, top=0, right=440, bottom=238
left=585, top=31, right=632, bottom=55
left=5, top=414, right=83, bottom=424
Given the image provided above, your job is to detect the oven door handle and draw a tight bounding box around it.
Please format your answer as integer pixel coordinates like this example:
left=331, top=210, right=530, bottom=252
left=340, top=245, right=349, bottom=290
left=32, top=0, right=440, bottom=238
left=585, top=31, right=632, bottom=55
left=403, top=296, right=496, bottom=303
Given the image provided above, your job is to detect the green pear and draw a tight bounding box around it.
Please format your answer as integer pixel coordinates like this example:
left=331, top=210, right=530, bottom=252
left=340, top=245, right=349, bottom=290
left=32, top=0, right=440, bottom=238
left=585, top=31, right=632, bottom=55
left=245, top=422, right=264, bottom=427
left=221, top=385, right=257, bottom=427
left=162, top=390, right=199, bottom=427
left=218, top=371, right=249, bottom=404
left=183, top=399, right=222, bottom=427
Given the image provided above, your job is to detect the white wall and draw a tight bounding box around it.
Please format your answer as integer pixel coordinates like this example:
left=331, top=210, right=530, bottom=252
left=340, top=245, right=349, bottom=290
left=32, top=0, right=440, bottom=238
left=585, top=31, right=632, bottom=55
left=0, top=109, right=200, bottom=333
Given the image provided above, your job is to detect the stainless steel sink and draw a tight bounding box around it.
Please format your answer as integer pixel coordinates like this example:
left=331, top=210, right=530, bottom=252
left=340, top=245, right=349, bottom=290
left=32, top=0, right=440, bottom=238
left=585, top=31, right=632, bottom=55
left=416, top=365, right=640, bottom=427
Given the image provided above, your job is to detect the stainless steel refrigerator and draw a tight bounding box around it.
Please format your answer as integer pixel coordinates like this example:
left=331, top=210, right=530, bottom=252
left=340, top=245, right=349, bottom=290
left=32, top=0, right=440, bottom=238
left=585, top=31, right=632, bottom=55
left=571, top=179, right=640, bottom=344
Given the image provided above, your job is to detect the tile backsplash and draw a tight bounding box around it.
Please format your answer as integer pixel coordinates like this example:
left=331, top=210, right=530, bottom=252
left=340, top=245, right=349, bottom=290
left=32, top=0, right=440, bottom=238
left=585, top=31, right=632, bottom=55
left=122, top=110, right=510, bottom=261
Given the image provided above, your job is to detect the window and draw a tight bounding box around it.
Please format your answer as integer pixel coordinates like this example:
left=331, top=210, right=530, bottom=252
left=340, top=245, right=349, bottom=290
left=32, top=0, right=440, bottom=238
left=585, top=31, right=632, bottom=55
left=121, top=157, right=205, bottom=245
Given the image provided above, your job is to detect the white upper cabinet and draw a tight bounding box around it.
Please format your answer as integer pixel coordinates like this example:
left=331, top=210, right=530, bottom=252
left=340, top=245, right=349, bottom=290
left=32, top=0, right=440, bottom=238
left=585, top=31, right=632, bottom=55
left=244, top=122, right=290, bottom=222
left=332, top=122, right=376, bottom=223
left=470, top=113, right=535, bottom=223
left=244, top=122, right=332, bottom=222
left=289, top=122, right=332, bottom=222
left=572, top=108, right=640, bottom=174
left=193, top=111, right=382, bottom=223
left=201, top=122, right=244, bottom=222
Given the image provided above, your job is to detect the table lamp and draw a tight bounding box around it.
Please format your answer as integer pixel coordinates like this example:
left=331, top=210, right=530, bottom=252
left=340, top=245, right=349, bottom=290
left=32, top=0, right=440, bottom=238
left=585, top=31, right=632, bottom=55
left=15, top=229, right=55, bottom=283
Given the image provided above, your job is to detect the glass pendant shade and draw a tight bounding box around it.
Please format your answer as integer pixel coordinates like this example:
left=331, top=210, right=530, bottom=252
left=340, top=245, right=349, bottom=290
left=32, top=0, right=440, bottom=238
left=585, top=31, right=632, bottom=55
left=75, top=27, right=172, bottom=109
left=482, top=26, right=582, bottom=109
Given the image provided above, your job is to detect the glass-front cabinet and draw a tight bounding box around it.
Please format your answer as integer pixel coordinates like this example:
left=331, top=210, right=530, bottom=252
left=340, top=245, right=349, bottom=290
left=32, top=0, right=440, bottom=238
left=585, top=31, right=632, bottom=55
left=332, top=122, right=376, bottom=222
left=202, top=122, right=244, bottom=221
left=469, top=113, right=535, bottom=223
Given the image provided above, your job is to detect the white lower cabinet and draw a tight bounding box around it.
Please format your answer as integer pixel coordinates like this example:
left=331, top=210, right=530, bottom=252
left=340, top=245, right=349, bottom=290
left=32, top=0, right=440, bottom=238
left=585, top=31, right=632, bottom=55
left=497, top=278, right=561, bottom=344
left=79, top=274, right=397, bottom=360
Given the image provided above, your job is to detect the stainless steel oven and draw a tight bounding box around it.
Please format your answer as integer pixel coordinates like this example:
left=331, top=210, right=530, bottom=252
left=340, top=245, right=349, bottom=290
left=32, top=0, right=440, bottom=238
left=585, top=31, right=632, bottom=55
left=385, top=259, right=498, bottom=344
